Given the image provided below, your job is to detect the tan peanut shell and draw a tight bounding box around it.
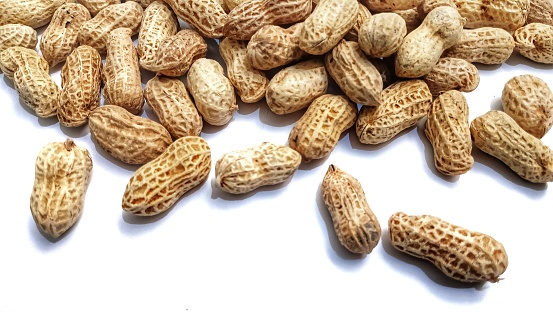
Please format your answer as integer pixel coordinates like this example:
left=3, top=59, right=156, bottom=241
left=470, top=110, right=553, bottom=183
left=30, top=139, right=93, bottom=239
left=78, top=1, right=144, bottom=54
left=417, top=0, right=457, bottom=19
left=163, top=0, right=228, bottom=38
left=325, top=40, right=383, bottom=106
left=358, top=12, right=407, bottom=59
left=288, top=94, right=358, bottom=161
left=0, top=24, right=37, bottom=52
left=144, top=75, right=203, bottom=138
left=442, top=27, right=515, bottom=65
left=392, top=8, right=421, bottom=33
left=122, top=136, right=211, bottom=216
left=424, top=90, right=473, bottom=175
left=223, top=0, right=312, bottom=40
left=322, top=164, right=381, bottom=254
left=394, top=6, right=465, bottom=78
left=215, top=142, right=302, bottom=194
left=40, top=3, right=91, bottom=67
left=513, top=23, right=553, bottom=64
left=246, top=23, right=306, bottom=71
left=79, top=0, right=120, bottom=16
left=452, top=0, right=529, bottom=31
left=0, top=0, right=74, bottom=29
left=152, top=29, right=208, bottom=77
left=137, top=0, right=179, bottom=72
left=88, top=105, right=173, bottom=165
left=527, top=0, right=553, bottom=25
left=356, top=79, right=432, bottom=144
left=102, top=27, right=144, bottom=115
left=265, top=59, right=328, bottom=115
left=0, top=47, right=59, bottom=118
left=362, top=0, right=424, bottom=12
left=219, top=37, right=269, bottom=103
left=501, top=74, right=553, bottom=139
left=186, top=57, right=237, bottom=126
left=344, top=2, right=372, bottom=42
left=389, top=212, right=509, bottom=283
left=422, top=57, right=480, bottom=97
left=58, top=45, right=102, bottom=127
left=224, top=0, right=247, bottom=11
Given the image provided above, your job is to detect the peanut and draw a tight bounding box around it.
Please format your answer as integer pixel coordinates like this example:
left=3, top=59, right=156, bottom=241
left=417, top=0, right=457, bottom=19
left=0, top=0, right=74, bottom=29
left=321, top=164, right=381, bottom=254
left=325, top=39, right=383, bottom=106
left=442, top=27, right=515, bottom=65
left=424, top=90, right=473, bottom=175
left=39, top=3, right=91, bottom=67
left=527, top=0, right=553, bottom=26
left=452, top=0, right=529, bottom=31
left=102, top=27, right=144, bottom=115
left=215, top=142, right=302, bottom=194
left=122, top=136, right=211, bottom=216
left=513, top=22, right=553, bottom=64
left=152, top=29, right=208, bottom=77
left=288, top=94, right=358, bottom=162
left=422, top=57, right=480, bottom=97
left=501, top=74, right=553, bottom=139
left=265, top=59, right=328, bottom=115
left=356, top=79, right=432, bottom=145
left=30, top=139, right=93, bottom=239
left=343, top=2, right=372, bottom=42
left=358, top=12, right=407, bottom=59
left=88, top=105, right=173, bottom=165
left=470, top=110, right=553, bottom=183
left=392, top=8, right=422, bottom=33
left=162, top=0, right=228, bottom=38
left=388, top=211, right=508, bottom=283
left=0, top=24, right=37, bottom=52
left=362, top=0, right=424, bottom=12
left=58, top=45, right=102, bottom=127
left=223, top=0, right=247, bottom=11
left=79, top=0, right=120, bottom=16
left=219, top=37, right=269, bottom=103
left=144, top=75, right=203, bottom=138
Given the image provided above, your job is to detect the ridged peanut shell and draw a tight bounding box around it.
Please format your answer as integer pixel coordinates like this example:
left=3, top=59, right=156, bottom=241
left=0, top=24, right=37, bottom=52
left=362, top=0, right=424, bottom=12
left=513, top=22, right=553, bottom=64
left=527, top=0, right=553, bottom=25
left=344, top=2, right=372, bottom=42
left=79, top=0, right=120, bottom=16
left=442, top=27, right=515, bottom=65
left=452, top=0, right=529, bottom=31
left=163, top=0, right=228, bottom=38
left=152, top=29, right=208, bottom=77
left=422, top=57, right=480, bottom=97
left=0, top=0, right=74, bottom=29
left=358, top=12, right=407, bottom=58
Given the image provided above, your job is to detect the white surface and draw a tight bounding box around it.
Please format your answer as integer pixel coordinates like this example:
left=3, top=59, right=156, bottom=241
left=1, top=36, right=552, bottom=312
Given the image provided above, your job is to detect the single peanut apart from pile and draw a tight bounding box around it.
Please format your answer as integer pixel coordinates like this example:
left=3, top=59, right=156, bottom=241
left=442, top=27, right=515, bottom=65
left=30, top=139, right=93, bottom=239
left=144, top=75, right=203, bottom=138
left=424, top=90, right=473, bottom=175
left=152, top=29, right=208, bottom=77
left=163, top=0, right=228, bottom=38
left=357, top=12, right=407, bottom=59
left=0, top=24, right=37, bottom=52
left=502, top=74, right=553, bottom=139
left=215, top=142, right=302, bottom=194
left=288, top=94, right=358, bottom=162
left=513, top=22, right=553, bottom=64
left=422, top=57, right=480, bottom=97
left=88, top=105, right=173, bottom=165
left=0, top=0, right=73, bottom=29
left=321, top=164, right=381, bottom=254
left=470, top=110, right=553, bottom=183
left=58, top=45, right=102, bottom=127
left=452, top=0, right=529, bottom=31
left=388, top=211, right=508, bottom=283
left=122, top=136, right=211, bottom=216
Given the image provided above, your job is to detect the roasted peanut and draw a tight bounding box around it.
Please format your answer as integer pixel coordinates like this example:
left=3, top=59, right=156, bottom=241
left=288, top=94, right=358, bottom=161
left=88, top=105, right=173, bottom=165
left=422, top=57, right=479, bottom=97
left=356, top=79, right=432, bottom=144
left=513, top=22, right=553, bottom=64
left=501, top=74, right=553, bottom=139
left=0, top=24, right=37, bottom=52
left=79, top=0, right=120, bottom=16
left=30, top=139, right=93, bottom=239
left=0, top=0, right=73, bottom=29
left=470, top=110, right=553, bottom=183
left=358, top=12, right=407, bottom=59
left=223, top=0, right=247, bottom=11
left=322, top=164, right=381, bottom=254
left=215, top=142, right=302, bottom=194
left=163, top=0, right=228, bottom=38
left=362, top=0, right=424, bottom=12
left=442, top=27, right=515, bottom=65
left=389, top=211, right=509, bottom=283
left=452, top=0, right=529, bottom=31
left=527, top=0, right=553, bottom=25
left=152, top=29, right=207, bottom=77
left=393, top=8, right=422, bottom=33
left=344, top=2, right=372, bottom=42
left=417, top=0, right=457, bottom=19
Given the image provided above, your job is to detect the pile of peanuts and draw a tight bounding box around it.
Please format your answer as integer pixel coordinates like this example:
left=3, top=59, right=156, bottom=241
left=1, top=0, right=553, bottom=284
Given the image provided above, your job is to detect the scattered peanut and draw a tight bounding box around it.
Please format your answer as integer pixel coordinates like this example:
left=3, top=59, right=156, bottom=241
left=358, top=12, right=407, bottom=59
left=343, top=2, right=372, bottom=42
left=79, top=0, right=120, bottom=16
left=452, top=0, right=529, bottom=31
left=152, top=29, right=208, bottom=77
left=163, top=0, right=228, bottom=38
left=527, top=0, right=553, bottom=25
left=442, top=27, right=515, bottom=65
left=513, top=22, right=553, bottom=64
left=0, top=0, right=73, bottom=29
left=422, top=57, right=480, bottom=97
left=0, top=23, right=37, bottom=52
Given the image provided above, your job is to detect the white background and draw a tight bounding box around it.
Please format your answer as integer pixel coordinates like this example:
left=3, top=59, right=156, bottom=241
left=1, top=27, right=552, bottom=312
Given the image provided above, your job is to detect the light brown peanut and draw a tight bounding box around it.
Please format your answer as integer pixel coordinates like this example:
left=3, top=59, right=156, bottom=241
left=122, top=136, right=211, bottom=216
left=0, top=24, right=37, bottom=52
left=422, top=57, right=480, bottom=97
left=219, top=37, right=269, bottom=103
left=102, top=27, right=144, bottom=115
left=223, top=0, right=312, bottom=40
left=79, top=0, right=120, bottom=16
left=362, top=0, right=424, bottom=12
left=299, top=0, right=359, bottom=55
left=358, top=12, right=407, bottom=59
left=470, top=110, right=553, bottom=183
left=513, top=22, right=553, bottom=64
left=152, top=29, right=208, bottom=77
left=186, top=57, right=238, bottom=126
left=0, top=0, right=74, bottom=29
left=288, top=94, right=358, bottom=162
left=452, top=0, right=529, bottom=31
left=144, top=75, right=203, bottom=138
left=417, top=0, right=457, bottom=19
left=215, top=142, right=302, bottom=194
left=424, top=90, right=473, bottom=175
left=322, top=164, right=381, bottom=254
left=442, top=27, right=515, bottom=65
left=501, top=74, right=553, bottom=139
left=389, top=211, right=509, bottom=283
left=30, top=139, right=93, bottom=239
left=88, top=105, right=173, bottom=165
left=527, top=0, right=553, bottom=25
left=162, top=0, right=228, bottom=38
left=265, top=59, right=328, bottom=115
left=356, top=79, right=432, bottom=144
left=0, top=46, right=59, bottom=118
left=224, top=0, right=247, bottom=11
left=39, top=3, right=91, bottom=67
left=344, top=2, right=372, bottom=42
left=325, top=39, right=383, bottom=106
left=392, top=8, right=422, bottom=33
left=58, top=45, right=102, bottom=127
